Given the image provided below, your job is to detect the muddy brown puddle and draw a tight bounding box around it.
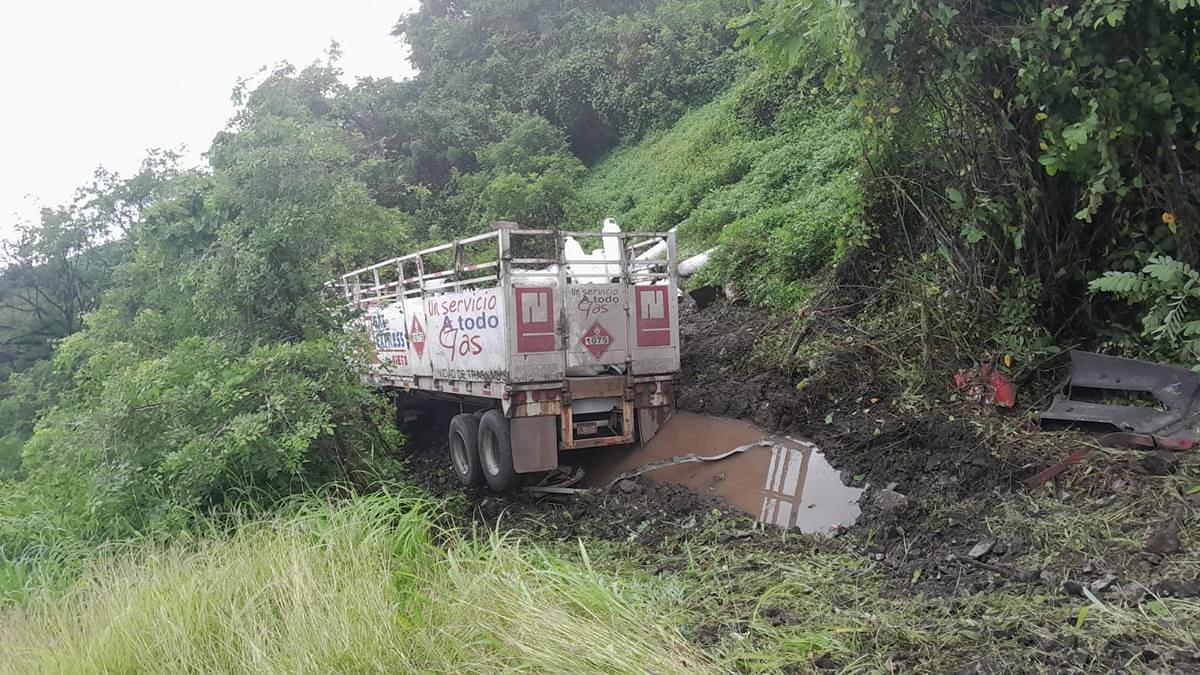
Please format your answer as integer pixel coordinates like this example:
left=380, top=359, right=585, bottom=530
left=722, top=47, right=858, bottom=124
left=575, top=412, right=863, bottom=535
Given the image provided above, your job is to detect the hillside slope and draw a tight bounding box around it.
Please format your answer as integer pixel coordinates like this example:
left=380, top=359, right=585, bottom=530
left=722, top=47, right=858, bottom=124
left=572, top=75, right=861, bottom=308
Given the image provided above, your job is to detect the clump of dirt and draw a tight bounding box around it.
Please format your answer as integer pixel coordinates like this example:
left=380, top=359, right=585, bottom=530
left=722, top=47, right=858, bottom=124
left=676, top=301, right=889, bottom=434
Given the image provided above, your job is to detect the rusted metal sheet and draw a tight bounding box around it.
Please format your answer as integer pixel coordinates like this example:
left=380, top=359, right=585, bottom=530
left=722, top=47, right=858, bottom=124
left=633, top=378, right=673, bottom=408
left=1099, top=431, right=1197, bottom=451
left=1024, top=447, right=1093, bottom=488
left=566, top=375, right=625, bottom=399
left=1039, top=351, right=1200, bottom=445
left=1025, top=430, right=1196, bottom=489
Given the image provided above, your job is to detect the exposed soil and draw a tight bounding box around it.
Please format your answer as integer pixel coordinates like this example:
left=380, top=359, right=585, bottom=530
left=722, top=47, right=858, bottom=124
left=676, top=299, right=1030, bottom=499
left=401, top=418, right=752, bottom=549
left=396, top=297, right=1200, bottom=673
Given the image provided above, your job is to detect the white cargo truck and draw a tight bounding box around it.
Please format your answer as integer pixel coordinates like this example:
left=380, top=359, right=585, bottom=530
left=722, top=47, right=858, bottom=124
left=337, top=223, right=680, bottom=491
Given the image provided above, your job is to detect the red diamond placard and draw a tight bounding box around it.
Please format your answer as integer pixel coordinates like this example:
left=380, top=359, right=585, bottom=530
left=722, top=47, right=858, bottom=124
left=580, top=321, right=613, bottom=359
left=409, top=315, right=426, bottom=358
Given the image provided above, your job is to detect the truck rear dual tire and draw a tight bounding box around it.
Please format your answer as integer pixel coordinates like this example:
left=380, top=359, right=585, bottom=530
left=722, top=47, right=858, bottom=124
left=449, top=414, right=483, bottom=487
left=448, top=410, right=520, bottom=492
left=478, top=409, right=520, bottom=492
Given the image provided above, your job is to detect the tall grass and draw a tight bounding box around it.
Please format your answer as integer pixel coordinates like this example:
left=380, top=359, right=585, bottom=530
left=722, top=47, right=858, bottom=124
left=0, top=494, right=710, bottom=674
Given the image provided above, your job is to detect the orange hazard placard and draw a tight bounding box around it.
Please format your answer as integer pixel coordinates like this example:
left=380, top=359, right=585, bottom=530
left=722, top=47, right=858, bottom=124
left=581, top=320, right=613, bottom=359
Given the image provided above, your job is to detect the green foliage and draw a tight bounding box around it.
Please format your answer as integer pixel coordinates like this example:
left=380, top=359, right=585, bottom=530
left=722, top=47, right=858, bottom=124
left=457, top=113, right=586, bottom=233
left=1090, top=255, right=1200, bottom=365
left=0, top=153, right=188, bottom=482
left=0, top=63, right=404, bottom=568
left=724, top=0, right=1200, bottom=367
left=574, top=74, right=860, bottom=308
left=728, top=0, right=858, bottom=85
left=395, top=0, right=745, bottom=160
left=334, top=0, right=745, bottom=241
left=16, top=337, right=398, bottom=542
left=0, top=360, right=68, bottom=480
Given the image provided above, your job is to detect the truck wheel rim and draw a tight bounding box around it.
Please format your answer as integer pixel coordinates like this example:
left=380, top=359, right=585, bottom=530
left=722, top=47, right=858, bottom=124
left=481, top=427, right=501, bottom=476
left=450, top=430, right=469, bottom=476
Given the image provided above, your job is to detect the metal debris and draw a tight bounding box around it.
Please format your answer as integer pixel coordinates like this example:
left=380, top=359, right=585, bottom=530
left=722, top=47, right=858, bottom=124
left=603, top=439, right=774, bottom=487
left=1025, top=447, right=1092, bottom=489
left=1039, top=350, right=1200, bottom=448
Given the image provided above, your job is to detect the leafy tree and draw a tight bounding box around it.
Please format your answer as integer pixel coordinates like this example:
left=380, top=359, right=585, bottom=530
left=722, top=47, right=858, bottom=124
left=0, top=151, right=190, bottom=482
left=3, top=63, right=406, bottom=553
left=458, top=114, right=586, bottom=232
left=0, top=151, right=184, bottom=371
left=391, top=0, right=744, bottom=159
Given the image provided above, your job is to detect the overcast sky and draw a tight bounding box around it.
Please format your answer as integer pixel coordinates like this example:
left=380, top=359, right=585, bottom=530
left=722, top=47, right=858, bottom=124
left=0, top=0, right=419, bottom=244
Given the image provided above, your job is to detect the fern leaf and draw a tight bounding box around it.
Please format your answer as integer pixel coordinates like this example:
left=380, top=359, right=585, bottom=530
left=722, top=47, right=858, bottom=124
left=1089, top=271, right=1147, bottom=297
left=1144, top=255, right=1190, bottom=284
left=1159, top=298, right=1189, bottom=341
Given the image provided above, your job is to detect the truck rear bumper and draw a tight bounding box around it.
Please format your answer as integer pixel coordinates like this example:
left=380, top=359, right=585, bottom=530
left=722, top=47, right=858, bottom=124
left=508, top=374, right=674, bottom=452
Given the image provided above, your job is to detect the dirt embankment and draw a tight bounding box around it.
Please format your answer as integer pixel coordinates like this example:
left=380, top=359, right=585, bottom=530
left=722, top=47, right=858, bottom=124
left=672, top=299, right=1200, bottom=672
left=676, top=300, right=1027, bottom=498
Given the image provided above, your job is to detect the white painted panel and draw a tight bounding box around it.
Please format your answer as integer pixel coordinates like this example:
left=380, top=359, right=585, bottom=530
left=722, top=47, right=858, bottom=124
left=773, top=500, right=794, bottom=528
left=363, top=302, right=414, bottom=379
left=423, top=288, right=508, bottom=381
left=781, top=448, right=804, bottom=497
left=565, top=284, right=630, bottom=369
left=402, top=297, right=432, bottom=378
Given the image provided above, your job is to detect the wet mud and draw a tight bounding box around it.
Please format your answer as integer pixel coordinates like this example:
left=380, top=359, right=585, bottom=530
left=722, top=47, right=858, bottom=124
left=574, top=412, right=862, bottom=535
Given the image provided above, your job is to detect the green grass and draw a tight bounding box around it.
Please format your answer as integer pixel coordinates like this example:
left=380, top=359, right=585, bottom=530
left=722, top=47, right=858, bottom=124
left=570, top=72, right=861, bottom=309
left=4, top=474, right=1199, bottom=673
left=0, top=494, right=710, bottom=674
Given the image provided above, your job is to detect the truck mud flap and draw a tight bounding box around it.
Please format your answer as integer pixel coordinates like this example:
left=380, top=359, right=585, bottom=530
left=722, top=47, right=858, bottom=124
left=511, top=416, right=559, bottom=473
left=637, top=406, right=673, bottom=446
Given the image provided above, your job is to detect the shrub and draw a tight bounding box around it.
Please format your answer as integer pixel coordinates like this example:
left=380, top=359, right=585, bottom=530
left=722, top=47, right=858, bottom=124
left=1090, top=255, right=1200, bottom=366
